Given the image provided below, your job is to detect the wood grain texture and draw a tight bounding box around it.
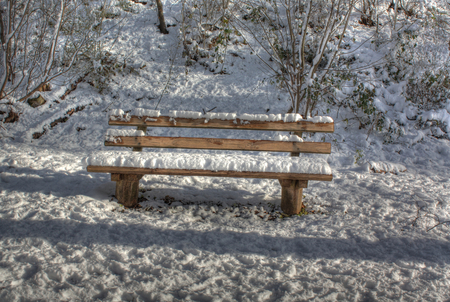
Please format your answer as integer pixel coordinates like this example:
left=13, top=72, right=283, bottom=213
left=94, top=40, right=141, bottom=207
left=87, top=166, right=333, bottom=181
left=114, top=174, right=143, bottom=207
left=105, top=136, right=332, bottom=154
left=132, top=125, right=147, bottom=152
left=279, top=179, right=306, bottom=215
left=109, top=116, right=334, bottom=133
left=279, top=179, right=308, bottom=188
left=290, top=132, right=303, bottom=156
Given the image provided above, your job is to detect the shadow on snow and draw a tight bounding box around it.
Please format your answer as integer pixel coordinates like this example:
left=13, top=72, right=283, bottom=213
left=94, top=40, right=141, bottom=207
left=1, top=218, right=449, bottom=263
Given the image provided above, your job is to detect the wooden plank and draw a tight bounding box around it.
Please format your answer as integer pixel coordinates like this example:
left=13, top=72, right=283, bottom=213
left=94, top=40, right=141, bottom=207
left=87, top=166, right=333, bottom=181
left=109, top=116, right=334, bottom=133
left=105, top=136, right=331, bottom=154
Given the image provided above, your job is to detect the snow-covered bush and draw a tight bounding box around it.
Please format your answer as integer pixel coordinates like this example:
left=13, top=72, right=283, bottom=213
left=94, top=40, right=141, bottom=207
left=331, top=0, right=450, bottom=142
left=181, top=0, right=238, bottom=72
left=407, top=69, right=450, bottom=111
left=79, top=1, right=131, bottom=93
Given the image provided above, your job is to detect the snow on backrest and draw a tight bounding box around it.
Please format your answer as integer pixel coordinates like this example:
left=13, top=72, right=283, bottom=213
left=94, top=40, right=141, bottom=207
left=110, top=108, right=334, bottom=123
left=105, top=129, right=145, bottom=142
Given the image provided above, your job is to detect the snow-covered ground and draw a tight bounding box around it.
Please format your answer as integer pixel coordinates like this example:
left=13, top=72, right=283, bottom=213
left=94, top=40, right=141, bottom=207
left=1, top=1, right=450, bottom=301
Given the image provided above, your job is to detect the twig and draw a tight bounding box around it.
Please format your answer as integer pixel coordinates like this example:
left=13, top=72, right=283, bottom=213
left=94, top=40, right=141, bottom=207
left=427, top=217, right=450, bottom=232
left=103, top=97, right=120, bottom=112
left=409, top=198, right=450, bottom=232
left=411, top=200, right=425, bottom=227
left=155, top=39, right=181, bottom=110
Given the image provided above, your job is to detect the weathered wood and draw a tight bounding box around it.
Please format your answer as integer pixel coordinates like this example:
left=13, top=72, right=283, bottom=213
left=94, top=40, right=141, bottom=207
left=132, top=125, right=147, bottom=152
left=111, top=173, right=121, bottom=181
left=290, top=131, right=303, bottom=157
left=278, top=179, right=308, bottom=188
left=105, top=136, right=332, bottom=154
left=88, top=166, right=333, bottom=181
left=279, top=179, right=308, bottom=215
left=90, top=112, right=336, bottom=216
left=113, top=174, right=143, bottom=207
left=109, top=116, right=334, bottom=133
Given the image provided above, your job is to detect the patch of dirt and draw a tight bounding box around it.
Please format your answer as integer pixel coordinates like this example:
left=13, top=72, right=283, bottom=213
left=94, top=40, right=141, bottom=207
left=32, top=105, right=87, bottom=139
left=27, top=95, right=46, bottom=108
left=60, top=74, right=89, bottom=100
left=67, top=105, right=86, bottom=116
left=32, top=131, right=45, bottom=139
left=4, top=110, right=19, bottom=123
left=37, top=83, right=51, bottom=92
left=359, top=15, right=376, bottom=27
left=50, top=117, right=69, bottom=128
left=130, top=0, right=147, bottom=4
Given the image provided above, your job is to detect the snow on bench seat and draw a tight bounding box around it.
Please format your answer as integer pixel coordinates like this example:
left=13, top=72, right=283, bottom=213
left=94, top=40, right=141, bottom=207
left=84, top=151, right=332, bottom=176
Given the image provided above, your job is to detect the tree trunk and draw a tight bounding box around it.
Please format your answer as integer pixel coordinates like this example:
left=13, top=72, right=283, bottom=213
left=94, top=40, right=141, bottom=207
left=155, top=0, right=168, bottom=34
left=0, top=7, right=5, bottom=45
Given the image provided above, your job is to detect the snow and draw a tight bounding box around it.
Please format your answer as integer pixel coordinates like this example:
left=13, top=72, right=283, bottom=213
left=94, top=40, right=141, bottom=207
left=2, top=140, right=450, bottom=301
left=274, top=134, right=304, bottom=142
left=238, top=113, right=282, bottom=122
left=109, top=109, right=130, bottom=122
left=420, top=109, right=450, bottom=134
left=305, top=115, right=334, bottom=123
left=115, top=109, right=334, bottom=123
left=133, top=108, right=161, bottom=117
left=373, top=97, right=389, bottom=113
left=204, top=112, right=237, bottom=120
left=284, top=113, right=303, bottom=122
left=105, top=129, right=145, bottom=142
left=168, top=110, right=203, bottom=119
left=1, top=1, right=450, bottom=301
left=84, top=151, right=332, bottom=175
left=367, top=161, right=407, bottom=174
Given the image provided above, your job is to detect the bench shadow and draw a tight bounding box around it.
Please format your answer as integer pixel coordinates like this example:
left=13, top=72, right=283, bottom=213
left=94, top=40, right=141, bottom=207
left=139, top=187, right=280, bottom=207
left=1, top=165, right=281, bottom=206
left=1, top=217, right=449, bottom=263
left=0, top=166, right=111, bottom=197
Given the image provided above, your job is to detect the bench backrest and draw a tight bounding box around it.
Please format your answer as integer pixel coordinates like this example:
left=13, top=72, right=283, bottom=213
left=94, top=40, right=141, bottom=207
left=106, top=110, right=334, bottom=154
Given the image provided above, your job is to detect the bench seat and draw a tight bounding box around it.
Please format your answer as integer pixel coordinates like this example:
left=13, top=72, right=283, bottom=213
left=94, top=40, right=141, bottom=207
left=85, top=151, right=332, bottom=180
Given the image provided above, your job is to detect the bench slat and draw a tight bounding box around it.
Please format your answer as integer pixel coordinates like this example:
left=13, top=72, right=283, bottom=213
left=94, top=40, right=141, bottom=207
left=109, top=116, right=334, bottom=133
left=105, top=136, right=332, bottom=154
left=87, top=166, right=333, bottom=181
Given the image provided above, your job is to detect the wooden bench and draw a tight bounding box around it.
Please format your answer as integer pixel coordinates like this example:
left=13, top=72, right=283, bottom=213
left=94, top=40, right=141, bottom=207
left=86, top=109, right=334, bottom=215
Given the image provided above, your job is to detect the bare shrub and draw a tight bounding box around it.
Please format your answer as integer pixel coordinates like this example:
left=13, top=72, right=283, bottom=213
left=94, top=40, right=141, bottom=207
left=0, top=0, right=118, bottom=102
left=232, top=0, right=355, bottom=116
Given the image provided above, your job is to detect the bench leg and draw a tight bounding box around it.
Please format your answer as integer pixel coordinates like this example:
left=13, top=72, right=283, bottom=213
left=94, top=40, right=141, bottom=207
left=111, top=174, right=143, bottom=207
left=279, top=179, right=308, bottom=215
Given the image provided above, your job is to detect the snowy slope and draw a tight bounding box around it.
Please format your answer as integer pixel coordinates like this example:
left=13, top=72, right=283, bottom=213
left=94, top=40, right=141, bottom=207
left=1, top=1, right=450, bottom=301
